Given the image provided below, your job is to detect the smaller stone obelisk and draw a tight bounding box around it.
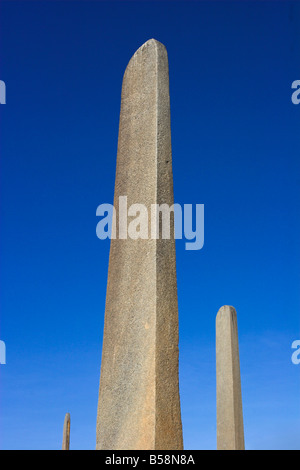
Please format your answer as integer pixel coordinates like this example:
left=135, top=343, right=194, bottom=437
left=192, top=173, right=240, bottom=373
left=62, top=413, right=70, bottom=450
left=216, top=306, right=245, bottom=450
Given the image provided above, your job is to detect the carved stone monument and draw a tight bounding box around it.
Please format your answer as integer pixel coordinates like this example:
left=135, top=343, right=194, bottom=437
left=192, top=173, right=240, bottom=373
left=96, top=39, right=183, bottom=450
left=216, top=306, right=245, bottom=450
left=62, top=413, right=70, bottom=450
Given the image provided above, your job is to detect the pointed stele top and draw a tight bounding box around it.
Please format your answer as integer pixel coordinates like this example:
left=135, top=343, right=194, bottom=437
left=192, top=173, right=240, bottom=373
left=123, top=39, right=168, bottom=82
left=134, top=38, right=165, bottom=52
left=127, top=38, right=166, bottom=59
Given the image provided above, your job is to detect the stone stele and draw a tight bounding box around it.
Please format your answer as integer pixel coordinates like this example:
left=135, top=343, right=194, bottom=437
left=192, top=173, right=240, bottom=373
left=216, top=306, right=245, bottom=450
left=96, top=39, right=183, bottom=450
left=62, top=413, right=70, bottom=450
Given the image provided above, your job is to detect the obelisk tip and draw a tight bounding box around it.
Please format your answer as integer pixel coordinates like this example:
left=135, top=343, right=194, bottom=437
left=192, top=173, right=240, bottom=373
left=216, top=305, right=237, bottom=321
left=124, top=39, right=167, bottom=79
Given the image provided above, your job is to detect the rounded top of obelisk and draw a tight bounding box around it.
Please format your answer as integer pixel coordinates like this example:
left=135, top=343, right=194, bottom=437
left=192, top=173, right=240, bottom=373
left=123, top=39, right=168, bottom=81
left=138, top=38, right=166, bottom=49
left=216, top=305, right=237, bottom=323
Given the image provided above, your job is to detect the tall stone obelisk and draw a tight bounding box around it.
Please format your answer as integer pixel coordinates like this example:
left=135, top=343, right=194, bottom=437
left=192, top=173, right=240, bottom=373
left=216, top=306, right=245, bottom=450
left=96, top=39, right=183, bottom=450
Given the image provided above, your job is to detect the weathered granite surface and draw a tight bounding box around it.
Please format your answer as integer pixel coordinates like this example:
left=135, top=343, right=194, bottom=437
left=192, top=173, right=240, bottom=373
left=216, top=306, right=245, bottom=450
left=96, top=39, right=183, bottom=450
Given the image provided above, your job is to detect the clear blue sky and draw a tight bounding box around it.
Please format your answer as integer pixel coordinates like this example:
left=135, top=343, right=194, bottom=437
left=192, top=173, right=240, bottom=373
left=0, top=0, right=299, bottom=450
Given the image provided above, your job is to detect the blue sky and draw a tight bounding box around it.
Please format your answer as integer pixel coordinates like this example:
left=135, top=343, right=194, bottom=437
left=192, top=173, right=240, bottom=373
left=0, top=0, right=299, bottom=450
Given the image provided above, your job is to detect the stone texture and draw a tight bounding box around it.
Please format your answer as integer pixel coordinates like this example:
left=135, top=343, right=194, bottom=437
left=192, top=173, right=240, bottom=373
left=216, top=306, right=245, bottom=450
left=96, top=39, right=183, bottom=450
left=62, top=413, right=70, bottom=450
